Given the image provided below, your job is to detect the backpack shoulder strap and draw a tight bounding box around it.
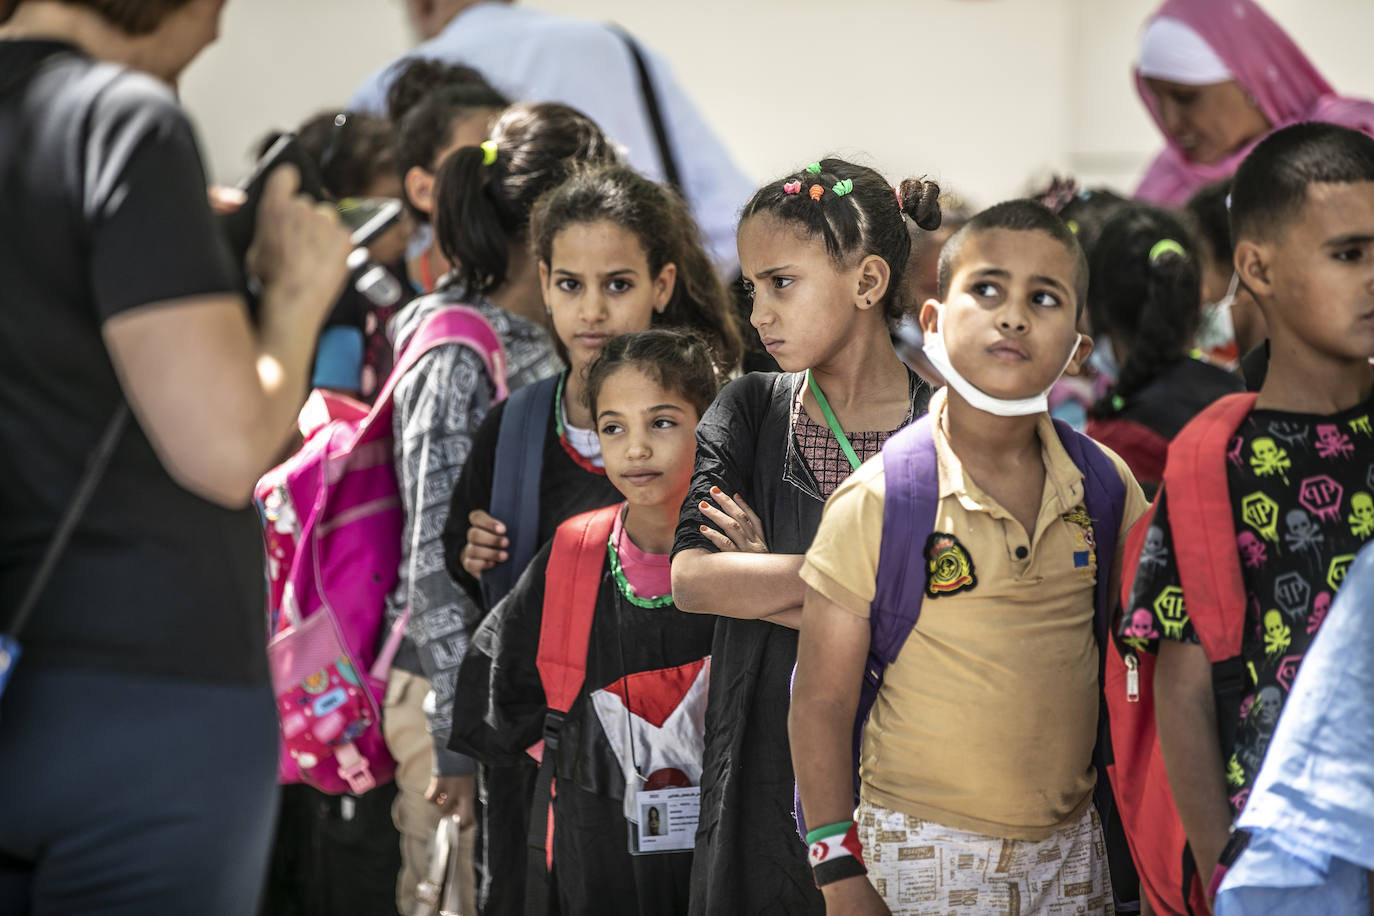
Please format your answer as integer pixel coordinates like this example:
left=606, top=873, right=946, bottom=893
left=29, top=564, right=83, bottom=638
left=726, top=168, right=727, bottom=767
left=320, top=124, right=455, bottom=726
left=868, top=415, right=940, bottom=670
left=399, top=306, right=510, bottom=399
left=483, top=374, right=559, bottom=609
left=525, top=502, right=622, bottom=916
left=356, top=305, right=510, bottom=447
left=1053, top=419, right=1127, bottom=652
left=1160, top=393, right=1257, bottom=660
left=803, top=415, right=937, bottom=836
left=535, top=502, right=622, bottom=717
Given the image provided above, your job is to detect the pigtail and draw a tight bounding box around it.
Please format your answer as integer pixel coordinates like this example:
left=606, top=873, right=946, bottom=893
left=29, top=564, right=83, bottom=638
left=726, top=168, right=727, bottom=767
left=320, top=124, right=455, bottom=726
left=897, top=178, right=943, bottom=231
left=1087, top=207, right=1203, bottom=419
left=433, top=144, right=518, bottom=295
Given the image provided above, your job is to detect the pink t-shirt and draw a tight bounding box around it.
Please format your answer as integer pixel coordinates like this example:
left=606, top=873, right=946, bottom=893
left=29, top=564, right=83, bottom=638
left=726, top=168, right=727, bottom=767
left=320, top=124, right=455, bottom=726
left=610, top=506, right=672, bottom=599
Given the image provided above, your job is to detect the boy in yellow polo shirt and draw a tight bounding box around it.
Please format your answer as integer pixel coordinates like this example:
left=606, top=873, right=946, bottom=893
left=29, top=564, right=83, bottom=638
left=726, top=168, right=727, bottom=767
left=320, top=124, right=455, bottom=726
left=791, top=200, right=1148, bottom=915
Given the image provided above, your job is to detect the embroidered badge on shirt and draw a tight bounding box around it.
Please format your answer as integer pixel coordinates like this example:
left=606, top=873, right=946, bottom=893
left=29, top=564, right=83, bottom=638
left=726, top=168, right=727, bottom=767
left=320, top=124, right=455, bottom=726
left=1062, top=504, right=1097, bottom=573
left=924, top=532, right=977, bottom=598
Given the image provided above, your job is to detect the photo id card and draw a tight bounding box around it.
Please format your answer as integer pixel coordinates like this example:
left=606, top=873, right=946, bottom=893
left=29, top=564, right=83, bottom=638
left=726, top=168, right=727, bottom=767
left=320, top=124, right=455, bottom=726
left=628, top=786, right=699, bottom=855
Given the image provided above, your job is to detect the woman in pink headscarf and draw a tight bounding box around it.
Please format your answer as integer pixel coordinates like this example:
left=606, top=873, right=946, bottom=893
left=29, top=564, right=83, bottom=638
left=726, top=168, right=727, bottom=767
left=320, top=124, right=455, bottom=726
left=1135, top=0, right=1374, bottom=205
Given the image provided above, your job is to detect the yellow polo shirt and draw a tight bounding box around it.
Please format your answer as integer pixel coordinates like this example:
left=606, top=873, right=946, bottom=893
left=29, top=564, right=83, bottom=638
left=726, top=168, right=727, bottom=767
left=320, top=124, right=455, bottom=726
left=800, top=388, right=1148, bottom=841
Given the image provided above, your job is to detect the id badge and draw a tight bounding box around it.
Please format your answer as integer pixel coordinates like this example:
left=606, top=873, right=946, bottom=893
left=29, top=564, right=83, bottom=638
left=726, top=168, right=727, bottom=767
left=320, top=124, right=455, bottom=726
left=627, top=786, right=699, bottom=856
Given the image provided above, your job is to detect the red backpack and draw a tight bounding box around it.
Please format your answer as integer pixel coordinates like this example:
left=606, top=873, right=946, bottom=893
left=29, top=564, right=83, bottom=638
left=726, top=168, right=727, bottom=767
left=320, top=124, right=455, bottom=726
left=1106, top=393, right=1256, bottom=915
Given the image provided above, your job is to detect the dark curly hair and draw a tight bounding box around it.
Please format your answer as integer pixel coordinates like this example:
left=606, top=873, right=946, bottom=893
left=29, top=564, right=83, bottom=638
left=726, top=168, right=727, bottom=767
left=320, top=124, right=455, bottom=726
left=1086, top=204, right=1202, bottom=418
left=531, top=165, right=745, bottom=372
left=740, top=157, right=941, bottom=322
left=586, top=329, right=721, bottom=421
left=282, top=111, right=396, bottom=201
left=383, top=56, right=498, bottom=123
left=432, top=102, right=619, bottom=296
left=395, top=82, right=509, bottom=221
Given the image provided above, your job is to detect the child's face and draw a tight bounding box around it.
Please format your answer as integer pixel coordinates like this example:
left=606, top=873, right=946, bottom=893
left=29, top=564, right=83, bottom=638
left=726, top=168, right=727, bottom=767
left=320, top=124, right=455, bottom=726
left=541, top=221, right=676, bottom=373
left=1241, top=181, right=1374, bottom=361
left=921, top=228, right=1090, bottom=401
left=594, top=366, right=700, bottom=510
left=737, top=214, right=885, bottom=373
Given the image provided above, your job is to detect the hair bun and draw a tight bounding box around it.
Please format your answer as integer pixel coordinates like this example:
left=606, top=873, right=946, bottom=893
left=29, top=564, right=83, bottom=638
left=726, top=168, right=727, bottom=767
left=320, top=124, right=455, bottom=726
left=898, top=178, right=942, bottom=231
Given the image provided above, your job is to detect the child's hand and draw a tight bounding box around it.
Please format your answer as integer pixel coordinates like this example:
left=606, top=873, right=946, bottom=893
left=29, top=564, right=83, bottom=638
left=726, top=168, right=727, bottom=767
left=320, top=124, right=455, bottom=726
left=821, top=876, right=891, bottom=915
left=698, top=486, right=769, bottom=553
left=460, top=510, right=509, bottom=580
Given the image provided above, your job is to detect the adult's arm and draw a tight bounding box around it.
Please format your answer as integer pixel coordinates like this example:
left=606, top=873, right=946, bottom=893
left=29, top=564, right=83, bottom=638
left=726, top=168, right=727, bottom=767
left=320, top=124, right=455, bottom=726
left=103, top=166, right=349, bottom=509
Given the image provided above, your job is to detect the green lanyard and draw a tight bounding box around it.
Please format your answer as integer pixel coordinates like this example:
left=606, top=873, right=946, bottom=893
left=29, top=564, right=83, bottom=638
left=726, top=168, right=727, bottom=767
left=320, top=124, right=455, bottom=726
left=806, top=370, right=861, bottom=471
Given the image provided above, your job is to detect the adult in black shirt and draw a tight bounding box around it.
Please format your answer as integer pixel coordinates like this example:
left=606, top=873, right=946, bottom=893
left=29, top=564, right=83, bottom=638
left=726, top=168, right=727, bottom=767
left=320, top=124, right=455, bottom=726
left=0, top=2, right=351, bottom=914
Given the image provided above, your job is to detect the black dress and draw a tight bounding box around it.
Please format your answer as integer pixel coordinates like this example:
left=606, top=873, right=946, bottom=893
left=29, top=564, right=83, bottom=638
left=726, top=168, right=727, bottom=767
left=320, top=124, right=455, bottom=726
left=671, top=371, right=928, bottom=916
left=452, top=533, right=715, bottom=915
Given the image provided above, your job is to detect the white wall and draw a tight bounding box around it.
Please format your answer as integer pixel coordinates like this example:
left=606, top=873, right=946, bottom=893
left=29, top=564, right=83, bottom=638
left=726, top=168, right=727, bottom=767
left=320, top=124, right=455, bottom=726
left=180, top=0, right=1374, bottom=208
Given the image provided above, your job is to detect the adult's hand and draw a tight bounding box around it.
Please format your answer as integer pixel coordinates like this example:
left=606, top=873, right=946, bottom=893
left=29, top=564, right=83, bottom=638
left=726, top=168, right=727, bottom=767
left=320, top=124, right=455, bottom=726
left=247, top=165, right=351, bottom=326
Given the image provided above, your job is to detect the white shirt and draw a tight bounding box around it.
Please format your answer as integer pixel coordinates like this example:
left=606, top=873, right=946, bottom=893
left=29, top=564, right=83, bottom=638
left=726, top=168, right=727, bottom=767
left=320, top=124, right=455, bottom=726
left=351, top=2, right=752, bottom=276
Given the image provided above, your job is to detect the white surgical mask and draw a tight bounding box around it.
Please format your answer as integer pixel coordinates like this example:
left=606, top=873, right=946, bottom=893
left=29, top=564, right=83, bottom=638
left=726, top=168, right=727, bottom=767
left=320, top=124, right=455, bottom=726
left=922, top=304, right=1082, bottom=417
left=1195, top=272, right=1239, bottom=358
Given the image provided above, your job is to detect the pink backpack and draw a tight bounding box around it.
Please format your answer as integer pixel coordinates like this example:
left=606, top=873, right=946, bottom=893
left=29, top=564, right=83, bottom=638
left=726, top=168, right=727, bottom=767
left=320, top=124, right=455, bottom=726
left=255, top=306, right=510, bottom=795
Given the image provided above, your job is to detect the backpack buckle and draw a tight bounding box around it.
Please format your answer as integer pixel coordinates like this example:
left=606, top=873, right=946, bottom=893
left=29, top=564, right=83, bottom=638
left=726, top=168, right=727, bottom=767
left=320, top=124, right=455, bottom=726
left=542, top=710, right=566, bottom=751
left=334, top=742, right=376, bottom=794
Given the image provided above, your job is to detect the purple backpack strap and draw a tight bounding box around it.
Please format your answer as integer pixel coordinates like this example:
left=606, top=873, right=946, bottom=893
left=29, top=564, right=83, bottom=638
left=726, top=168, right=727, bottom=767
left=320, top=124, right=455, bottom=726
left=863, top=415, right=940, bottom=725
left=1051, top=418, right=1129, bottom=878
left=849, top=417, right=941, bottom=817
left=1051, top=419, right=1125, bottom=654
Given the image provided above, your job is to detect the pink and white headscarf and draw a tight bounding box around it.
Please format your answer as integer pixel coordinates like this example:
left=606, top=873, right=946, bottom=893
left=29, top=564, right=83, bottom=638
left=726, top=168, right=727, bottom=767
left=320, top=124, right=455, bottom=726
left=1134, top=0, right=1374, bottom=206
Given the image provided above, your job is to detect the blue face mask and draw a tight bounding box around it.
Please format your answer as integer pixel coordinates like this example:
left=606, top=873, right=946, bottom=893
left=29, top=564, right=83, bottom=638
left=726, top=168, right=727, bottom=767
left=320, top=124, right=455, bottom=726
left=1089, top=332, right=1118, bottom=383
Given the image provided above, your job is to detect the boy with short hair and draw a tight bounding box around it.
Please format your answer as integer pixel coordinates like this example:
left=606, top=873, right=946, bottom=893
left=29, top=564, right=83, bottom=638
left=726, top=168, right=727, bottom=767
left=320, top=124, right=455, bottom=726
left=791, top=200, right=1149, bottom=915
left=1125, top=122, right=1374, bottom=905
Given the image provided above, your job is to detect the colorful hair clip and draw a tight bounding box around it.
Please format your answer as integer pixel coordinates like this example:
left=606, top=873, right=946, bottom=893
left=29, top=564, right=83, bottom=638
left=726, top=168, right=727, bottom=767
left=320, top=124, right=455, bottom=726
left=783, top=180, right=802, bottom=195
left=832, top=178, right=854, bottom=197
left=1066, top=219, right=1080, bottom=235
left=480, top=140, right=499, bottom=166
left=1149, top=238, right=1186, bottom=263
left=808, top=184, right=824, bottom=201
left=805, top=162, right=823, bottom=175
left=1111, top=394, right=1126, bottom=412
left=894, top=186, right=903, bottom=211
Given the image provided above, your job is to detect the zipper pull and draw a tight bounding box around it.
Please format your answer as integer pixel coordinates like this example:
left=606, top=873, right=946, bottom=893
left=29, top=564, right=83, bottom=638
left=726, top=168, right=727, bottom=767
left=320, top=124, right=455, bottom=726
left=1125, top=653, right=1140, bottom=703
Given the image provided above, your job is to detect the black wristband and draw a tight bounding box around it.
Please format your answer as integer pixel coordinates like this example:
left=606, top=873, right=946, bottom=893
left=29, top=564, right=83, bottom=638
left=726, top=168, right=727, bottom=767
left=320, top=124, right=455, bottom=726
left=813, top=855, right=868, bottom=887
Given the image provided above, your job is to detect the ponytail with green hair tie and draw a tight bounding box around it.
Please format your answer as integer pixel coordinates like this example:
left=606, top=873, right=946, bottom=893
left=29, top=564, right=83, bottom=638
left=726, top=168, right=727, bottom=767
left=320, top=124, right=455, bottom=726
left=1148, top=238, right=1186, bottom=264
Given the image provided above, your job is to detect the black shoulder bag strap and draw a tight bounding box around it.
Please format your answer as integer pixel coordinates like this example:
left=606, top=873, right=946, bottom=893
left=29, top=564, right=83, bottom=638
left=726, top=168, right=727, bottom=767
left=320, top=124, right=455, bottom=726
left=612, top=26, right=682, bottom=193
left=1, top=406, right=130, bottom=678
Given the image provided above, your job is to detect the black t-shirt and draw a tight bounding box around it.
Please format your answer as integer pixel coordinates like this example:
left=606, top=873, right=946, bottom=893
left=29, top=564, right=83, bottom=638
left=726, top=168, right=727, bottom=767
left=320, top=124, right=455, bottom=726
left=1120, top=395, right=1374, bottom=813
left=0, top=42, right=266, bottom=683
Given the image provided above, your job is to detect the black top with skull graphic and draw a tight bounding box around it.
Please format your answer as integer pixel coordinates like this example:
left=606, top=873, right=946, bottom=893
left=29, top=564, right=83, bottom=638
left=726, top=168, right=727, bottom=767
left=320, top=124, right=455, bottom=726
left=1119, top=395, right=1374, bottom=815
